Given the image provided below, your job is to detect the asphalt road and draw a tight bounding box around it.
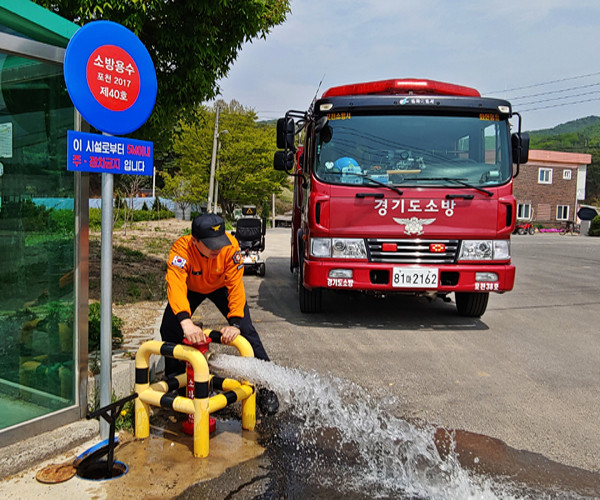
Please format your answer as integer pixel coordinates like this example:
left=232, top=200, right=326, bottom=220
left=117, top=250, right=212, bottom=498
left=240, top=228, right=600, bottom=474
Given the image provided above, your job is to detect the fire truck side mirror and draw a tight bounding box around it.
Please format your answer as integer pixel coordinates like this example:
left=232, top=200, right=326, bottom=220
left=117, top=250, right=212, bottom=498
left=315, top=116, right=328, bottom=132
left=274, top=150, right=295, bottom=171
left=511, top=132, right=529, bottom=165
left=277, top=117, right=296, bottom=150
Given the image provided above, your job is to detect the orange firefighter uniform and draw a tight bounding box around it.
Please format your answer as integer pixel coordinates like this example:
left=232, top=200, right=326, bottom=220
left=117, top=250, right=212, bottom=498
left=165, top=233, right=245, bottom=324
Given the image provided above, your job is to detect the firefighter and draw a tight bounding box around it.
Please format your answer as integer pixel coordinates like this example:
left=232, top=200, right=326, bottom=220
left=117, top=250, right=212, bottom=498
left=159, top=212, right=278, bottom=415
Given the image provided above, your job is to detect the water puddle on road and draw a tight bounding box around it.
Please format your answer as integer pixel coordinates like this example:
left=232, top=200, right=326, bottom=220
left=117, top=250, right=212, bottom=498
left=179, top=355, right=600, bottom=500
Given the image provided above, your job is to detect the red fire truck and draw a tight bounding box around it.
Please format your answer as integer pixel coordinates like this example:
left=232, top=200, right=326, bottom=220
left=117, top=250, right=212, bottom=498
left=274, top=78, right=529, bottom=317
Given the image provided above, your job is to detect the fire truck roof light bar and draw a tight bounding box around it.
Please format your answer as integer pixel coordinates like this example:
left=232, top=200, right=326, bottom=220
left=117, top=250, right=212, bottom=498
left=321, top=79, right=481, bottom=98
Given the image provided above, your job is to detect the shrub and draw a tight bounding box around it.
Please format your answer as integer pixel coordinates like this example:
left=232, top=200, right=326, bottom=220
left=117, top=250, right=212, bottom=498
left=589, top=215, right=600, bottom=236
left=0, top=199, right=50, bottom=231
left=89, top=208, right=102, bottom=230
left=152, top=198, right=165, bottom=212
left=89, top=207, right=174, bottom=229
left=49, top=209, right=75, bottom=235
left=88, top=301, right=124, bottom=352
left=131, top=209, right=174, bottom=222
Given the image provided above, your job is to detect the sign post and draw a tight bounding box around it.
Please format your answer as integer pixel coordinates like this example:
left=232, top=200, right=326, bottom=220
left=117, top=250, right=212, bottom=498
left=64, top=21, right=157, bottom=439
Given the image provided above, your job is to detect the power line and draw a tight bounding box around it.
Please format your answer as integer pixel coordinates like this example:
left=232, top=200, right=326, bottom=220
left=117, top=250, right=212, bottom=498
left=509, top=81, right=600, bottom=101
left=516, top=89, right=600, bottom=107
left=487, top=71, right=600, bottom=94
left=517, top=96, right=600, bottom=112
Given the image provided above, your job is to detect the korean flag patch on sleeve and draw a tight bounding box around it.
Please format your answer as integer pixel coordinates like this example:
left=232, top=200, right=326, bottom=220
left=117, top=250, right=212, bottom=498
left=232, top=251, right=242, bottom=265
left=171, top=255, right=187, bottom=269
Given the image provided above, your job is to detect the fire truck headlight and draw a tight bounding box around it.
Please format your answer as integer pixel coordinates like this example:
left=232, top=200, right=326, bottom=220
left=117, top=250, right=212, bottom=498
left=310, top=238, right=367, bottom=259
left=332, top=238, right=367, bottom=259
left=458, top=240, right=510, bottom=261
left=310, top=238, right=331, bottom=257
left=493, top=240, right=510, bottom=260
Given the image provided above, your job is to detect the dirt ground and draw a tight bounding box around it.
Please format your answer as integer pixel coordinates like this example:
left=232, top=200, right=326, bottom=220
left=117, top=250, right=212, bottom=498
left=89, top=218, right=190, bottom=347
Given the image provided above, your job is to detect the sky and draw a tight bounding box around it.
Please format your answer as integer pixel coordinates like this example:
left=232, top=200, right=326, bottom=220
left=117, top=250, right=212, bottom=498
left=213, top=0, right=600, bottom=132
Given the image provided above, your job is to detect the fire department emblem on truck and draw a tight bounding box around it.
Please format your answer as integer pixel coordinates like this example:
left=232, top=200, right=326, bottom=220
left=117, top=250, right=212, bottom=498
left=393, top=217, right=436, bottom=235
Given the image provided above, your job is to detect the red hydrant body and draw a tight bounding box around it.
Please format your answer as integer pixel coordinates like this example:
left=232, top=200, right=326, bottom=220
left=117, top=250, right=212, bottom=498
left=182, top=338, right=216, bottom=435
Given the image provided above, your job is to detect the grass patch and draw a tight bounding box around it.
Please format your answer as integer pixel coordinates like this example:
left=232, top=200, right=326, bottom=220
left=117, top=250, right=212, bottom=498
left=115, top=246, right=145, bottom=262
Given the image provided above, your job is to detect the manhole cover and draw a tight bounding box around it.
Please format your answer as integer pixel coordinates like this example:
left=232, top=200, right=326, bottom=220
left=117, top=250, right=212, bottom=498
left=35, top=462, right=76, bottom=484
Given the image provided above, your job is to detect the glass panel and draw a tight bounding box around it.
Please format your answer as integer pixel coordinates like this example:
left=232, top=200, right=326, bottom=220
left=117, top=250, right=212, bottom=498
left=0, top=54, right=75, bottom=429
left=314, top=114, right=512, bottom=187
left=517, top=204, right=531, bottom=220
left=556, top=205, right=569, bottom=221
left=538, top=168, right=552, bottom=184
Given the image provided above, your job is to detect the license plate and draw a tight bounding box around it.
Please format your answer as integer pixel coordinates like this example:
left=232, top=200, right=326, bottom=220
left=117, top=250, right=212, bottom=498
left=392, top=267, right=438, bottom=288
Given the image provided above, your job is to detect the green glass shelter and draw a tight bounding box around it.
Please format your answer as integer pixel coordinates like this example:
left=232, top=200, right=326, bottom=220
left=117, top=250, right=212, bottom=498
left=0, top=0, right=90, bottom=446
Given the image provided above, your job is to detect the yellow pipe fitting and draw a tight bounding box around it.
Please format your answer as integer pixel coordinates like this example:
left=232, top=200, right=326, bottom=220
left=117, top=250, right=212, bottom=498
left=134, top=394, right=150, bottom=439
left=134, top=335, right=258, bottom=457
left=135, top=339, right=163, bottom=370
left=149, top=373, right=187, bottom=393
left=194, top=397, right=210, bottom=457
left=202, top=328, right=254, bottom=358
left=241, top=390, right=256, bottom=431
left=207, top=384, right=254, bottom=413
left=231, top=335, right=254, bottom=358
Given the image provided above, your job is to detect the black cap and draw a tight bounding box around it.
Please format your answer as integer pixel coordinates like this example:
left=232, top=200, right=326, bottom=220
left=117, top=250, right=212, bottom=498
left=191, top=213, right=231, bottom=250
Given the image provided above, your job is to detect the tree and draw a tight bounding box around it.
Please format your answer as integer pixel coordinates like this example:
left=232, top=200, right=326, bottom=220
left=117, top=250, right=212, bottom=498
left=171, top=100, right=287, bottom=221
left=33, top=0, right=291, bottom=151
left=161, top=171, right=203, bottom=220
left=116, top=174, right=146, bottom=232
left=217, top=105, right=286, bottom=220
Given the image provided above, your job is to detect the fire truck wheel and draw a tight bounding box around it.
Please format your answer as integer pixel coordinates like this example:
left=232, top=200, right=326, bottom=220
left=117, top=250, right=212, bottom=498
left=298, top=256, right=322, bottom=313
left=299, top=282, right=322, bottom=313
left=455, top=292, right=489, bottom=317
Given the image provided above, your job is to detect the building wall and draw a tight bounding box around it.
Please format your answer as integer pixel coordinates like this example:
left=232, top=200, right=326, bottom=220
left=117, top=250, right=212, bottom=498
left=513, top=150, right=592, bottom=227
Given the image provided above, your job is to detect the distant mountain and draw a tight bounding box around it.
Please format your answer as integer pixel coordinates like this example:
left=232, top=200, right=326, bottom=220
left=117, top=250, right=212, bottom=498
left=528, top=116, right=600, bottom=152
left=257, top=118, right=278, bottom=126
left=529, top=115, right=600, bottom=138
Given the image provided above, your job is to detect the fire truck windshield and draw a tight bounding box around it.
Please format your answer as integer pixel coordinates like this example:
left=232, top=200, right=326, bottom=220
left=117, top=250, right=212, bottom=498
left=314, top=114, right=512, bottom=188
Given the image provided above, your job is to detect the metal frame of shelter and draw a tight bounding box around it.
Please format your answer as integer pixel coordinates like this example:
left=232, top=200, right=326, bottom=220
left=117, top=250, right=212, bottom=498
left=0, top=0, right=89, bottom=447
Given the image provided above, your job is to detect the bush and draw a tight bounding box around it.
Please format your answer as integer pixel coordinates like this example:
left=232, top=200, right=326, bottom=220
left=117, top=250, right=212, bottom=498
left=589, top=215, right=600, bottom=236
left=152, top=198, right=166, bottom=212
left=89, top=207, right=174, bottom=229
left=131, top=209, right=174, bottom=222
left=0, top=199, right=50, bottom=231
left=88, top=301, right=124, bottom=352
left=89, top=208, right=102, bottom=230
left=49, top=209, right=75, bottom=235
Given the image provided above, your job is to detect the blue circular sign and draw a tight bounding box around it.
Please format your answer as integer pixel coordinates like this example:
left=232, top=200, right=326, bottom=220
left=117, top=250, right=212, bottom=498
left=64, top=21, right=157, bottom=135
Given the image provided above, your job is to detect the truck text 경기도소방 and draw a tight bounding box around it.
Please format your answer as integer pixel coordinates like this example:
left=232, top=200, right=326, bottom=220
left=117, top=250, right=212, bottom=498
left=274, top=78, right=530, bottom=317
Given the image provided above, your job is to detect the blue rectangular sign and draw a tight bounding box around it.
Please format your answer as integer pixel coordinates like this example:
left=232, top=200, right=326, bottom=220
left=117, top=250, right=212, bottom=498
left=67, top=130, right=153, bottom=176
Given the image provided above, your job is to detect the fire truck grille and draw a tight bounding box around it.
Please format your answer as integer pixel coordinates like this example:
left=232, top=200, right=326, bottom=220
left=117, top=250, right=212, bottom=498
left=367, top=239, right=459, bottom=264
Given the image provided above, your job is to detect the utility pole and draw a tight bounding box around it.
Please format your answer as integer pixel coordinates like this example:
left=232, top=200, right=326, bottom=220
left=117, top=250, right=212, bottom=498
left=213, top=157, right=219, bottom=214
left=207, top=105, right=220, bottom=213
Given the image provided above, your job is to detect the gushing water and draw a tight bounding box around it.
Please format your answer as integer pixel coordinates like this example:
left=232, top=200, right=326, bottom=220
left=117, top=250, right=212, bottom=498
left=209, top=354, right=541, bottom=500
